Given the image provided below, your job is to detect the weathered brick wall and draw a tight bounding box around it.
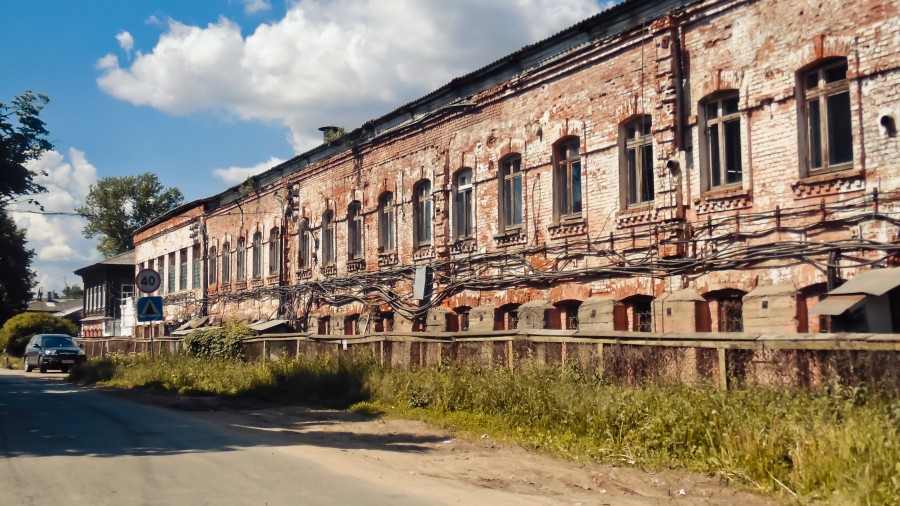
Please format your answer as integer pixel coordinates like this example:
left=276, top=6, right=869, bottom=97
left=133, top=0, right=900, bottom=336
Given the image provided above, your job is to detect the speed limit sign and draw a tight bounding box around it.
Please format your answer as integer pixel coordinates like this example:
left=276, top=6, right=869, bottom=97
left=136, top=268, right=162, bottom=293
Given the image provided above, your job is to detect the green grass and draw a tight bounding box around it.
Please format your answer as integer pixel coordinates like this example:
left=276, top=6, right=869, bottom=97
left=71, top=353, right=900, bottom=505
left=1, top=352, right=20, bottom=370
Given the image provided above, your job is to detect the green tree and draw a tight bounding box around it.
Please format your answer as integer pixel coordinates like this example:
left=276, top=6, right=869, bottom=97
left=61, top=283, right=84, bottom=299
left=0, top=91, right=52, bottom=326
left=0, top=312, right=77, bottom=356
left=0, top=210, right=35, bottom=324
left=77, top=173, right=184, bottom=257
left=0, top=91, right=51, bottom=208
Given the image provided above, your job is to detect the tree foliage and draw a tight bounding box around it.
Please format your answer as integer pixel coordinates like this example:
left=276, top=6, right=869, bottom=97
left=182, top=320, right=256, bottom=361
left=61, top=284, right=84, bottom=298
left=0, top=312, right=77, bottom=356
left=0, top=91, right=52, bottom=207
left=76, top=173, right=184, bottom=257
left=0, top=209, right=35, bottom=325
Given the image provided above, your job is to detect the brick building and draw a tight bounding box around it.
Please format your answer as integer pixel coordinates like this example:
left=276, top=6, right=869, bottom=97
left=132, top=0, right=900, bottom=337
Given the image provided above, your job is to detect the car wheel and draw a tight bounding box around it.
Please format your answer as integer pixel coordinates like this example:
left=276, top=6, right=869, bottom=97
left=23, top=358, right=31, bottom=373
left=39, top=357, right=47, bottom=373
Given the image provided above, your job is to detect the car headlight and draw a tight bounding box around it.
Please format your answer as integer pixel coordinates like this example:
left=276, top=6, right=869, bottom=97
left=44, top=349, right=58, bottom=356
left=77, top=349, right=86, bottom=356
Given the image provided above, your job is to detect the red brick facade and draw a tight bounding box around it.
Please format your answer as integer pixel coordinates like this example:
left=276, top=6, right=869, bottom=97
left=133, top=0, right=900, bottom=336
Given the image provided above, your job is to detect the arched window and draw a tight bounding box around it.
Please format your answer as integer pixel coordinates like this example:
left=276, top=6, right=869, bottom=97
left=268, top=227, right=280, bottom=275
left=799, top=58, right=852, bottom=174
left=297, top=219, right=310, bottom=269
left=700, top=91, right=743, bottom=190
left=321, top=211, right=335, bottom=265
left=208, top=246, right=217, bottom=285
left=252, top=232, right=262, bottom=277
left=414, top=180, right=432, bottom=247
left=221, top=242, right=231, bottom=282
left=453, top=168, right=473, bottom=240
left=620, top=116, right=654, bottom=207
left=378, top=192, right=395, bottom=252
left=704, top=289, right=746, bottom=333
left=347, top=201, right=363, bottom=259
left=494, top=303, right=521, bottom=331
left=236, top=237, right=246, bottom=280
left=616, top=295, right=654, bottom=332
left=499, top=154, right=523, bottom=231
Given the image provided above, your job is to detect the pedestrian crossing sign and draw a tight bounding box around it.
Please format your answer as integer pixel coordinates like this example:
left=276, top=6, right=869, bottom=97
left=137, top=296, right=163, bottom=322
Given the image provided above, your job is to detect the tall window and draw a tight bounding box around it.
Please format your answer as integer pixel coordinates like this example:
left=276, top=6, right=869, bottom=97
left=322, top=211, right=335, bottom=265
left=801, top=58, right=852, bottom=174
left=454, top=168, right=473, bottom=240
left=414, top=180, right=432, bottom=247
left=236, top=237, right=246, bottom=280
left=378, top=192, right=395, bottom=252
left=703, top=93, right=743, bottom=189
left=179, top=249, right=188, bottom=291
left=297, top=219, right=310, bottom=268
left=554, top=138, right=582, bottom=220
left=622, top=116, right=654, bottom=206
left=167, top=253, right=175, bottom=293
left=221, top=242, right=231, bottom=282
left=348, top=201, right=363, bottom=259
left=208, top=246, right=218, bottom=285
left=192, top=244, right=201, bottom=289
left=499, top=154, right=523, bottom=231
left=252, top=232, right=262, bottom=277
left=156, top=256, right=164, bottom=293
left=268, top=227, right=280, bottom=275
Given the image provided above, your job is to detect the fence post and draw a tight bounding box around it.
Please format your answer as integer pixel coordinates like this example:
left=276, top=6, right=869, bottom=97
left=507, top=340, right=514, bottom=370
left=597, top=342, right=604, bottom=380
left=718, top=348, right=728, bottom=389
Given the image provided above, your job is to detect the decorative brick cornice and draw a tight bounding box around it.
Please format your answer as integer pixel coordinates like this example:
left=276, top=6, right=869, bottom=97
left=377, top=252, right=398, bottom=268
left=616, top=205, right=660, bottom=227
left=695, top=187, right=753, bottom=215
left=296, top=269, right=312, bottom=281
left=450, top=239, right=477, bottom=254
left=250, top=277, right=264, bottom=289
left=548, top=221, right=587, bottom=239
left=322, top=264, right=337, bottom=276
left=494, top=228, right=526, bottom=246
left=791, top=169, right=865, bottom=199
left=412, top=247, right=434, bottom=261
left=266, top=275, right=279, bottom=286
left=347, top=258, right=366, bottom=273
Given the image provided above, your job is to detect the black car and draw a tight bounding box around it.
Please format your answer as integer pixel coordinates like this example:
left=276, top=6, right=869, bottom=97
left=23, top=334, right=87, bottom=373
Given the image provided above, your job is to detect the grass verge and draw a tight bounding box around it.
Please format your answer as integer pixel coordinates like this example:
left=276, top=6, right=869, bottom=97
left=71, top=353, right=900, bottom=504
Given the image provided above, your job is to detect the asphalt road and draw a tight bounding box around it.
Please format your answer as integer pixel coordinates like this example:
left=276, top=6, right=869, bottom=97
left=0, top=369, right=431, bottom=506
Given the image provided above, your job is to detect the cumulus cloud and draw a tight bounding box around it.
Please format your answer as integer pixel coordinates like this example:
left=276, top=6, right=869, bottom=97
left=213, top=156, right=286, bottom=184
left=240, top=0, right=271, bottom=15
left=97, top=0, right=602, bottom=152
left=116, top=30, right=134, bottom=56
left=10, top=149, right=100, bottom=292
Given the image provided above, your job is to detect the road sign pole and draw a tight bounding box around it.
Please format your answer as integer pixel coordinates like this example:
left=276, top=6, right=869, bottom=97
left=150, top=323, right=155, bottom=359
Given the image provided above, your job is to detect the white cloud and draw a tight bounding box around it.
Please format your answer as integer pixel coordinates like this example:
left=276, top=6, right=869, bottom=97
left=116, top=30, right=134, bottom=56
left=10, top=149, right=101, bottom=292
left=97, top=0, right=602, bottom=153
left=241, top=0, right=271, bottom=15
left=213, top=156, right=286, bottom=184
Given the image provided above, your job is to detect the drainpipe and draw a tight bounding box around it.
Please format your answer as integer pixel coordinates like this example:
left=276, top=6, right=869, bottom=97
left=275, top=194, right=286, bottom=318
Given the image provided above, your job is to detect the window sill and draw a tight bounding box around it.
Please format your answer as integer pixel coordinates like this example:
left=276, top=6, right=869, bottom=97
left=792, top=168, right=864, bottom=198
left=250, top=277, right=265, bottom=289
left=377, top=252, right=398, bottom=267
left=494, top=228, right=525, bottom=246
left=413, top=247, right=434, bottom=261
left=266, top=275, right=279, bottom=285
left=548, top=220, right=587, bottom=239
left=296, top=269, right=312, bottom=281
left=616, top=205, right=658, bottom=227
left=321, top=264, right=337, bottom=276
left=451, top=239, right=476, bottom=253
left=695, top=186, right=752, bottom=214
left=347, top=258, right=366, bottom=273
left=233, top=281, right=247, bottom=291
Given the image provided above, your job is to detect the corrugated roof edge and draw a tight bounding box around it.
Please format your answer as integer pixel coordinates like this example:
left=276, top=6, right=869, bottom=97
left=136, top=0, right=696, bottom=233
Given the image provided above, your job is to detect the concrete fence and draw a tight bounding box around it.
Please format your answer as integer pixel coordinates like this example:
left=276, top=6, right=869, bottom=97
left=76, top=330, right=900, bottom=393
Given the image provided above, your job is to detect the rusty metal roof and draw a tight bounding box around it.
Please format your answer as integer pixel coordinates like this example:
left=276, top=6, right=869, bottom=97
left=810, top=294, right=866, bottom=316
left=829, top=267, right=900, bottom=297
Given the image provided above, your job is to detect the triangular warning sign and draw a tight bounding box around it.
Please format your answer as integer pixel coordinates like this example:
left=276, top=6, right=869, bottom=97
left=141, top=300, right=161, bottom=318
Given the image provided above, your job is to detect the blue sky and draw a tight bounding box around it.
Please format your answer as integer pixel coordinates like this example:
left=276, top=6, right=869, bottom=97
left=2, top=0, right=611, bottom=293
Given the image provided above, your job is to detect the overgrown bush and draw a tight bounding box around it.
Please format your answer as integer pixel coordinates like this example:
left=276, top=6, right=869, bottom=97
left=0, top=312, right=78, bottom=356
left=181, top=320, right=256, bottom=360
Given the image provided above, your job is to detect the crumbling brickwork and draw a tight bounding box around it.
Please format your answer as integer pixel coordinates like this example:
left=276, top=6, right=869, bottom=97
left=132, top=0, right=900, bottom=337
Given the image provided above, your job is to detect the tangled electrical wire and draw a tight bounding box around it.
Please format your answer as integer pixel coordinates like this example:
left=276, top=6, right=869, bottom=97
left=163, top=189, right=900, bottom=328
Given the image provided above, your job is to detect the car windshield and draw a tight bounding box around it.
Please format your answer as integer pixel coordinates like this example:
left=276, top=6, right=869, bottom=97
left=42, top=335, right=76, bottom=348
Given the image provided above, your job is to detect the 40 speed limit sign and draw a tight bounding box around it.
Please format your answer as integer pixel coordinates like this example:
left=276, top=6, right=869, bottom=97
left=135, top=268, right=162, bottom=294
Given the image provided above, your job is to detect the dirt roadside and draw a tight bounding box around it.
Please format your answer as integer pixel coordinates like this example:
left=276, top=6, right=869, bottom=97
left=104, top=389, right=776, bottom=506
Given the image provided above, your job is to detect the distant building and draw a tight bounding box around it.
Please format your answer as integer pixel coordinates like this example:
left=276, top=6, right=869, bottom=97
left=134, top=0, right=900, bottom=336
left=26, top=291, right=83, bottom=328
left=74, top=251, right=136, bottom=337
